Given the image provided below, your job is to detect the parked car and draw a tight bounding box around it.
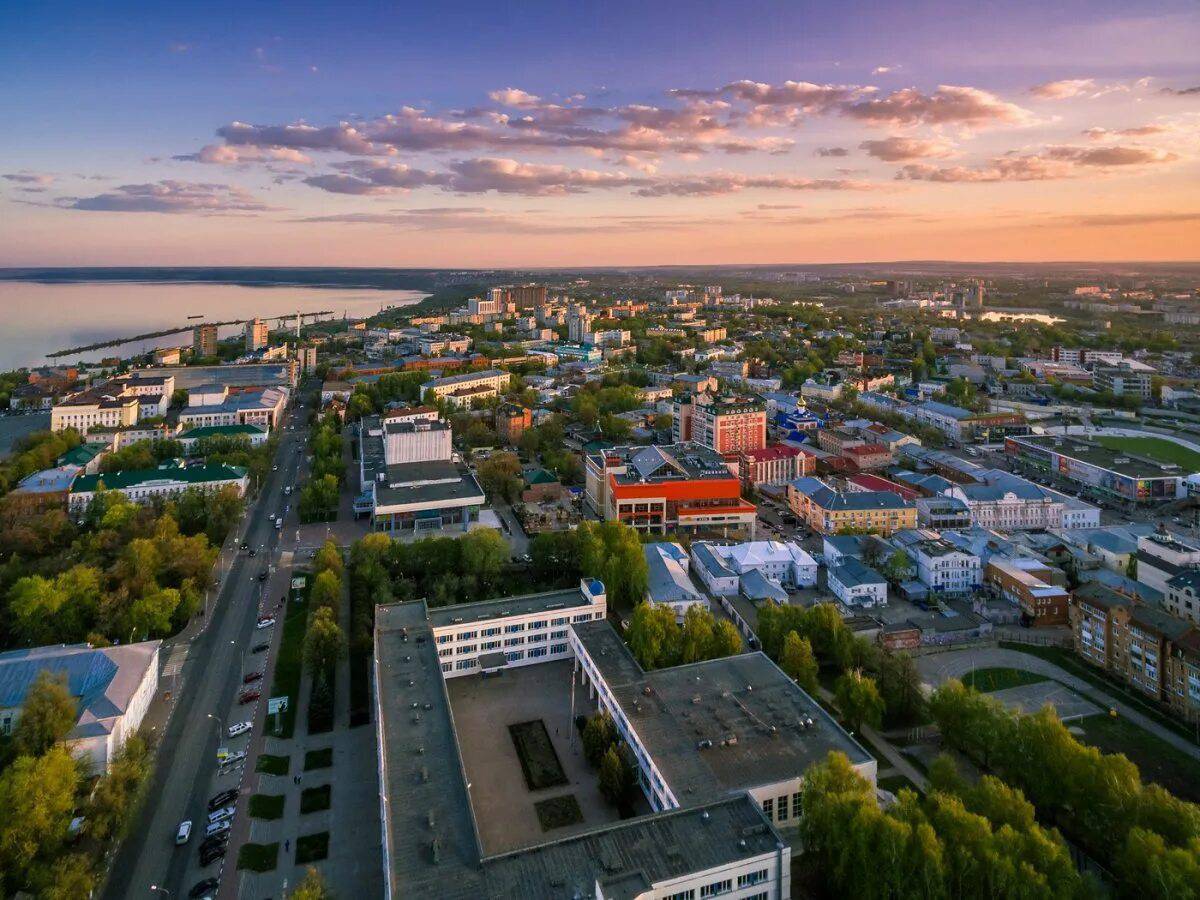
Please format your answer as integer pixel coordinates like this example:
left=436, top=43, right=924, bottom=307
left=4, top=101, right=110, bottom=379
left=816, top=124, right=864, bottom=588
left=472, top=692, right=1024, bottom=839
left=199, top=834, right=227, bottom=855
left=175, top=820, right=192, bottom=845
left=242, top=671, right=263, bottom=684
left=247, top=548, right=257, bottom=557
left=240, top=541, right=249, bottom=551
left=227, top=721, right=252, bottom=738
left=203, top=820, right=231, bottom=839
left=207, top=806, right=235, bottom=825
left=251, top=642, right=269, bottom=654
left=216, top=750, right=246, bottom=767
left=208, top=789, right=238, bottom=812
left=238, top=689, right=260, bottom=705
left=256, top=617, right=275, bottom=629
left=199, top=844, right=226, bottom=866
left=190, top=877, right=220, bottom=898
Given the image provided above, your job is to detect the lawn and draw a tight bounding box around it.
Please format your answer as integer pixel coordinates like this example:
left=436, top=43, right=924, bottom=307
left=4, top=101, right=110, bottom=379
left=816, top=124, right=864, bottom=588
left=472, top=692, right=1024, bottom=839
left=268, top=578, right=310, bottom=739
left=304, top=747, right=334, bottom=771
left=295, top=831, right=330, bottom=865
left=509, top=719, right=568, bottom=791
left=256, top=753, right=290, bottom=776
left=300, top=784, right=332, bottom=814
left=248, top=793, right=285, bottom=819
left=963, top=667, right=1049, bottom=693
left=237, top=842, right=279, bottom=872
left=534, top=794, right=584, bottom=831
left=1094, top=435, right=1200, bottom=472
left=1073, top=714, right=1200, bottom=803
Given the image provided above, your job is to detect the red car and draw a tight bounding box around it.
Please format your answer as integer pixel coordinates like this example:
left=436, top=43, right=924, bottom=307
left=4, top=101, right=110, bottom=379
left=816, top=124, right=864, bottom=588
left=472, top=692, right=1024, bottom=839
left=238, top=690, right=261, bottom=705
left=242, top=671, right=263, bottom=685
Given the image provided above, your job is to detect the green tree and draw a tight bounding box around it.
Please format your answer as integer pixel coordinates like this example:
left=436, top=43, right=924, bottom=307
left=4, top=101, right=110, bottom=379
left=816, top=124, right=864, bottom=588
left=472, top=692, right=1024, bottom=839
left=708, top=619, right=743, bottom=659
left=304, top=606, right=346, bottom=674
left=598, top=745, right=633, bottom=808
left=1126, top=554, right=1138, bottom=580
left=12, top=672, right=77, bottom=757
left=310, top=570, right=342, bottom=618
left=626, top=602, right=678, bottom=669
left=873, top=651, right=926, bottom=727
left=312, top=540, right=344, bottom=579
left=883, top=550, right=910, bottom=584
left=290, top=866, right=334, bottom=900
left=779, top=631, right=819, bottom=693
left=680, top=605, right=716, bottom=664
left=476, top=452, right=523, bottom=502
left=130, top=586, right=181, bottom=639
left=39, top=853, right=96, bottom=900
left=834, top=670, right=884, bottom=734
left=582, top=713, right=618, bottom=768
left=460, top=528, right=509, bottom=590
left=0, top=745, right=79, bottom=893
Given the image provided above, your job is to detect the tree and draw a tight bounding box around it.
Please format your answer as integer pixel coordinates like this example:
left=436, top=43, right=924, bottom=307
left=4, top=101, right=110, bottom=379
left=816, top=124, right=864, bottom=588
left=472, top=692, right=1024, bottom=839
left=834, top=670, right=884, bottom=734
left=1125, top=554, right=1138, bottom=580
left=873, top=651, right=926, bottom=727
left=626, top=602, right=677, bottom=669
left=882, top=550, right=910, bottom=585
left=304, top=606, right=346, bottom=674
left=680, top=605, right=716, bottom=663
left=460, top=528, right=509, bottom=590
left=476, top=452, right=522, bottom=502
left=130, top=586, right=181, bottom=639
left=290, top=867, right=334, bottom=900
left=598, top=745, right=634, bottom=808
left=310, top=570, right=342, bottom=618
left=582, top=713, right=618, bottom=768
left=12, top=672, right=77, bottom=757
left=780, top=632, right=819, bottom=693
left=0, top=745, right=79, bottom=893
left=313, top=540, right=344, bottom=579
left=38, top=853, right=96, bottom=900
left=299, top=474, right=339, bottom=522
left=709, top=619, right=743, bottom=659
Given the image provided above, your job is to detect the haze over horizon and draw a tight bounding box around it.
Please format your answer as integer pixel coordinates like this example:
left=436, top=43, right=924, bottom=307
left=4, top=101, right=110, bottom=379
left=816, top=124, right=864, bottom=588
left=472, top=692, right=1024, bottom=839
left=3, top=0, right=1199, bottom=267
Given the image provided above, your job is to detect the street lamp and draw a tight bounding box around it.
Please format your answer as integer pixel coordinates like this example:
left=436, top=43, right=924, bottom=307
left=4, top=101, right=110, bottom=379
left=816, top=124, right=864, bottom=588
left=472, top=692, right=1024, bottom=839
left=150, top=886, right=171, bottom=896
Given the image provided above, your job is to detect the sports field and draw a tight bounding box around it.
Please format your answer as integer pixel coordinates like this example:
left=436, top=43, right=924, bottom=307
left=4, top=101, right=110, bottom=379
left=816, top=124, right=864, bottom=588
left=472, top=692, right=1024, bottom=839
left=1094, top=435, right=1200, bottom=473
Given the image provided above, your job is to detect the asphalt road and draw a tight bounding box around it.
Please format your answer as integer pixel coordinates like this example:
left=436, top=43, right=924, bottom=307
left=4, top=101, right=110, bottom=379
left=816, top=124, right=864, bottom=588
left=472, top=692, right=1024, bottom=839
left=103, top=409, right=307, bottom=900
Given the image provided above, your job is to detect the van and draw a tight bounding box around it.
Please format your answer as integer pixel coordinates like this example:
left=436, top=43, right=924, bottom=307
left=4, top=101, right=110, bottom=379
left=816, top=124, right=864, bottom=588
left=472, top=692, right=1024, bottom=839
left=175, top=820, right=192, bottom=845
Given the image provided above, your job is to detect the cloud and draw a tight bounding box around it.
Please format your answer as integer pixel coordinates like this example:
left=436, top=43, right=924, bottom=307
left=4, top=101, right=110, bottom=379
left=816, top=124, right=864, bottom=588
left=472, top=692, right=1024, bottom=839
left=671, top=80, right=866, bottom=113
left=872, top=66, right=896, bottom=75
left=3, top=172, right=56, bottom=186
left=292, top=206, right=697, bottom=235
left=841, top=85, right=1034, bottom=128
left=1044, top=144, right=1178, bottom=166
left=815, top=146, right=849, bottom=157
left=1030, top=78, right=1096, bottom=100
left=1058, top=211, right=1200, bottom=227
left=218, top=121, right=382, bottom=155
left=860, top=136, right=954, bottom=161
left=895, top=143, right=1176, bottom=182
left=1083, top=125, right=1168, bottom=140
left=488, top=88, right=543, bottom=108
left=169, top=41, right=191, bottom=53
left=60, top=180, right=275, bottom=213
left=1161, top=85, right=1200, bottom=96
left=174, top=144, right=312, bottom=165
left=632, top=173, right=875, bottom=197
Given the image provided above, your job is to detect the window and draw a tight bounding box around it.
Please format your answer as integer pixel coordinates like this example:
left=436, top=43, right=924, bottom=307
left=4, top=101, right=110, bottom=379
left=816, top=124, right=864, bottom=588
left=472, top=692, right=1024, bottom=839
left=454, top=658, right=476, bottom=671
left=664, top=891, right=695, bottom=900
left=761, top=798, right=774, bottom=819
left=505, top=650, right=525, bottom=662
left=529, top=619, right=547, bottom=630
left=551, top=617, right=569, bottom=626
left=481, top=626, right=501, bottom=637
left=738, top=870, right=769, bottom=889
left=699, top=880, right=732, bottom=898
left=776, top=794, right=789, bottom=822
left=528, top=631, right=547, bottom=642
left=458, top=630, right=477, bottom=640
left=792, top=791, right=802, bottom=817
left=550, top=643, right=568, bottom=655
left=528, top=646, right=548, bottom=659
left=438, top=648, right=452, bottom=659
left=481, top=640, right=501, bottom=651
left=504, top=623, right=525, bottom=633
left=457, top=644, right=477, bottom=655
left=572, top=613, right=591, bottom=622
left=436, top=634, right=452, bottom=645
left=504, top=636, right=525, bottom=647
left=550, top=629, right=567, bottom=640
left=440, top=662, right=452, bottom=673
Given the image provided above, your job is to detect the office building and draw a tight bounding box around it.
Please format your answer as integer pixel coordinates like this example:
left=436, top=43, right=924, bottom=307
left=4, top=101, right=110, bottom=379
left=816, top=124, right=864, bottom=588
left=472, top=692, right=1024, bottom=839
left=787, top=476, right=916, bottom=536
left=909, top=539, right=981, bottom=596
left=585, top=443, right=756, bottom=537
left=985, top=557, right=1069, bottom=626
left=1093, top=365, right=1153, bottom=400
left=737, top=445, right=811, bottom=487
left=245, top=317, right=269, bottom=352
left=177, top=384, right=289, bottom=430
left=192, top=323, right=218, bottom=358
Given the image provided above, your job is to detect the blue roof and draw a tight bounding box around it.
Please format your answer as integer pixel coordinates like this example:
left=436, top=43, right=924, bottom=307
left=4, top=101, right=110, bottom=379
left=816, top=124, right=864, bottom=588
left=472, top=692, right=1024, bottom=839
left=830, top=558, right=886, bottom=589
left=0, top=645, right=115, bottom=717
left=739, top=569, right=789, bottom=602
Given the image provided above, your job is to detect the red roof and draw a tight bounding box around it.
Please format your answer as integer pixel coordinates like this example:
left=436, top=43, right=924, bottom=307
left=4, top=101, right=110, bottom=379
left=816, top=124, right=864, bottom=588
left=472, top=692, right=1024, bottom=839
left=844, top=443, right=889, bottom=458
left=847, top=474, right=918, bottom=501
left=740, top=444, right=801, bottom=462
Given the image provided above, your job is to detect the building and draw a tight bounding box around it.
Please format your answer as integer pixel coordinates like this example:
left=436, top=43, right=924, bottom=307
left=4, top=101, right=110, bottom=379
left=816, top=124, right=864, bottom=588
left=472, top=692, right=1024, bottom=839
left=787, top=476, right=916, bottom=536
left=985, top=557, right=1069, bottom=626
left=827, top=558, right=888, bottom=608
left=356, top=414, right=484, bottom=533
left=690, top=540, right=818, bottom=596
left=1006, top=434, right=1186, bottom=505
left=585, top=443, right=756, bottom=537
left=321, top=381, right=353, bottom=405
left=50, top=385, right=140, bottom=433
left=1136, top=533, right=1200, bottom=595
left=421, top=369, right=511, bottom=406
left=494, top=404, right=532, bottom=445
left=176, top=423, right=269, bottom=452
left=952, top=479, right=1063, bottom=530
left=245, top=317, right=269, bottom=352
left=566, top=303, right=594, bottom=344
left=1093, top=365, right=1153, bottom=400
left=843, top=443, right=891, bottom=472
left=910, top=539, right=981, bottom=596
left=1165, top=570, right=1200, bottom=626
left=419, top=334, right=471, bottom=357
left=1051, top=346, right=1124, bottom=367
left=374, top=590, right=874, bottom=899
left=737, top=445, right=810, bottom=487
left=644, top=543, right=707, bottom=620
left=193, top=323, right=218, bottom=358
left=916, top=496, right=973, bottom=530
left=296, top=346, right=318, bottom=374
left=177, top=384, right=289, bottom=430
left=68, top=461, right=249, bottom=513
left=0, top=641, right=159, bottom=772
left=505, top=283, right=548, bottom=308
left=674, top=395, right=766, bottom=454
left=1070, top=583, right=1200, bottom=720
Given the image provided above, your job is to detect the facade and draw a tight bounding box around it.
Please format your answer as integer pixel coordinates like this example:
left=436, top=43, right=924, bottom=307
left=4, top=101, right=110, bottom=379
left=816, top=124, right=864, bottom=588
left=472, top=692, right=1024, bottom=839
left=177, top=423, right=269, bottom=451
left=691, top=540, right=818, bottom=594
left=192, top=323, right=218, bottom=358
left=827, top=558, right=888, bottom=608
left=382, top=417, right=453, bottom=465
left=737, top=444, right=810, bottom=487
left=1165, top=570, right=1200, bottom=626
left=953, top=480, right=1063, bottom=530
left=1137, top=533, right=1200, bottom=595
left=178, top=384, right=289, bottom=430
left=843, top=443, right=891, bottom=471
left=644, top=543, right=708, bottom=620
left=1093, top=365, right=1152, bottom=400
left=690, top=396, right=767, bottom=454
left=421, top=369, right=511, bottom=406
left=69, top=461, right=249, bottom=513
left=585, top=443, right=757, bottom=537
left=916, top=495, right=973, bottom=529
left=0, top=641, right=160, bottom=773
left=1006, top=434, right=1186, bottom=505
left=787, top=476, right=917, bottom=536
left=985, top=557, right=1069, bottom=626
left=419, top=334, right=471, bottom=356
left=910, top=539, right=981, bottom=596
left=494, top=403, right=532, bottom=445
left=245, top=317, right=269, bottom=352
left=51, top=386, right=139, bottom=433
left=296, top=346, right=318, bottom=374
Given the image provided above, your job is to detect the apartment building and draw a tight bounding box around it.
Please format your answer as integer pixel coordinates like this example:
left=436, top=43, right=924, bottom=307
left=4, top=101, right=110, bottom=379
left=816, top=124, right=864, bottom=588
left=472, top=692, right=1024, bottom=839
left=192, top=323, right=218, bottom=358
left=51, top=386, right=139, bottom=433
left=690, top=540, right=818, bottom=596
left=1136, top=533, right=1200, bottom=595
left=420, top=369, right=511, bottom=406
left=1165, top=570, right=1200, bottom=626
left=585, top=443, right=756, bottom=537
left=737, top=444, right=811, bottom=487
left=910, top=539, right=981, bottom=596
left=787, top=476, right=917, bottom=536
left=827, top=558, right=888, bottom=608
left=418, top=334, right=471, bottom=357
left=245, top=317, right=269, bottom=352
left=1093, top=365, right=1152, bottom=400
left=689, top=395, right=767, bottom=454
left=494, top=403, right=532, bottom=445
left=985, top=557, right=1069, bottom=626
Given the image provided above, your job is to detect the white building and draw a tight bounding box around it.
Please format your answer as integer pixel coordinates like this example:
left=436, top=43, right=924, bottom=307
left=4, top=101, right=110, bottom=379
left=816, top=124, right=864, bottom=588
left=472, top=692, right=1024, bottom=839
left=418, top=334, right=471, bottom=356
left=50, top=373, right=178, bottom=432
left=0, top=641, right=159, bottom=773
left=1137, top=533, right=1200, bottom=596
left=953, top=481, right=1063, bottom=530
left=245, top=317, right=269, bottom=351
left=644, top=543, right=708, bottom=620
left=382, top=417, right=452, bottom=465
left=68, top=461, right=249, bottom=513
left=910, top=539, right=981, bottom=596
left=421, top=369, right=511, bottom=406
left=692, top=540, right=818, bottom=592
left=178, top=384, right=289, bottom=430
left=827, top=558, right=888, bottom=608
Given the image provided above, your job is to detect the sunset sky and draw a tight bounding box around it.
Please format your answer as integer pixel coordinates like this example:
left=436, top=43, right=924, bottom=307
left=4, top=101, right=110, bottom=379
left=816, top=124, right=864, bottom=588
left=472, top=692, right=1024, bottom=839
left=2, top=0, right=1198, bottom=267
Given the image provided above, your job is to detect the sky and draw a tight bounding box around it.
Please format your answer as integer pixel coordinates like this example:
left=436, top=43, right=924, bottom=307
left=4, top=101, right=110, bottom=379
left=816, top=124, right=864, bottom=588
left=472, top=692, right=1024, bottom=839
left=2, top=0, right=1199, bottom=267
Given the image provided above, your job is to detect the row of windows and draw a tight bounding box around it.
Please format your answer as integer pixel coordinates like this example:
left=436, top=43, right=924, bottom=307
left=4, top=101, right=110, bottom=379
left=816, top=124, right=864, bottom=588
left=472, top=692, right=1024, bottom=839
left=738, top=869, right=769, bottom=888
left=699, top=879, right=732, bottom=898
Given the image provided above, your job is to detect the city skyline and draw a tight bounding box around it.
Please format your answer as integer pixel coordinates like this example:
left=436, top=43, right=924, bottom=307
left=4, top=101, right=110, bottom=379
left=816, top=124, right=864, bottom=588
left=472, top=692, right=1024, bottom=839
left=2, top=0, right=1199, bottom=266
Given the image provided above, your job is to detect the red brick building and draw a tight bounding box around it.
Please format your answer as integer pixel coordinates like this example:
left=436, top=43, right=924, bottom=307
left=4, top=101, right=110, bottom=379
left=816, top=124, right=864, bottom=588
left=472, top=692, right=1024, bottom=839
left=495, top=404, right=532, bottom=445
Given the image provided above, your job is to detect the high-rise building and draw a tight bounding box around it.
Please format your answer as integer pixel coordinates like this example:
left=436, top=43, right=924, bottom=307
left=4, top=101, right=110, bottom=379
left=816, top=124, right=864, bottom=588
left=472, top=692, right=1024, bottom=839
left=676, top=395, right=766, bottom=454
left=296, top=346, right=318, bottom=374
left=566, top=303, right=594, bottom=343
left=507, top=284, right=547, bottom=308
left=245, top=318, right=269, bottom=352
left=192, top=324, right=218, bottom=358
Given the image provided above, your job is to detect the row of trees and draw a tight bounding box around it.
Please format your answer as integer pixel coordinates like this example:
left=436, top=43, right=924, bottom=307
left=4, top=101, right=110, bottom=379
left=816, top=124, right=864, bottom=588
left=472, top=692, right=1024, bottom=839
left=930, top=680, right=1200, bottom=895
left=799, top=750, right=1089, bottom=899
left=0, top=672, right=154, bottom=897
left=580, top=713, right=639, bottom=812
left=299, top=414, right=344, bottom=522
left=625, top=603, right=742, bottom=670
left=97, top=438, right=182, bottom=473
left=0, top=427, right=82, bottom=496
left=305, top=541, right=347, bottom=732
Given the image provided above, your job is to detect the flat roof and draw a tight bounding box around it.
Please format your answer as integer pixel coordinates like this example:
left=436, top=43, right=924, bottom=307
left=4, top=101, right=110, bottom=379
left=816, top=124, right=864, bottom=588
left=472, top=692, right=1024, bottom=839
left=72, top=462, right=247, bottom=493
left=427, top=587, right=591, bottom=629
left=572, top=621, right=872, bottom=803
left=1012, top=434, right=1184, bottom=480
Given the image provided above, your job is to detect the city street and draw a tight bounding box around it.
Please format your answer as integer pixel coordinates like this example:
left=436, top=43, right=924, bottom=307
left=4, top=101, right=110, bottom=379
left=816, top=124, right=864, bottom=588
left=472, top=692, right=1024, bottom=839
left=103, top=404, right=308, bottom=900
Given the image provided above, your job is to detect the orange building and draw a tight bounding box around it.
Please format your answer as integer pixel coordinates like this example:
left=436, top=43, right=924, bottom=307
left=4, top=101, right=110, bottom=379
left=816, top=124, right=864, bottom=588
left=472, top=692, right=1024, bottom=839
left=495, top=404, right=532, bottom=445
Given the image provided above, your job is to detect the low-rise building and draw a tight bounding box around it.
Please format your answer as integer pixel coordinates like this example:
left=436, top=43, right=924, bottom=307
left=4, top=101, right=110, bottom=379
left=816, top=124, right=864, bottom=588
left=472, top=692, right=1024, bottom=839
left=690, top=540, right=818, bottom=596
left=644, top=543, right=707, bottom=620
left=1137, top=533, right=1200, bottom=596
left=68, top=461, right=249, bottom=513
left=827, top=558, right=888, bottom=608
left=1165, top=569, right=1200, bottom=626
left=178, top=384, right=289, bottom=430
left=421, top=368, right=511, bottom=406
left=0, top=641, right=160, bottom=772
left=736, top=444, right=811, bottom=487
left=494, top=403, right=532, bottom=445
left=910, top=539, right=981, bottom=596
left=787, top=476, right=917, bottom=536
left=985, top=557, right=1069, bottom=626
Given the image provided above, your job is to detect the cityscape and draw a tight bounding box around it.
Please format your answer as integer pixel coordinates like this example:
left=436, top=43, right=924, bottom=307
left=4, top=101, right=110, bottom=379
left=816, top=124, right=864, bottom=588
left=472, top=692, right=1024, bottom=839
left=1, top=3, right=1199, bottom=900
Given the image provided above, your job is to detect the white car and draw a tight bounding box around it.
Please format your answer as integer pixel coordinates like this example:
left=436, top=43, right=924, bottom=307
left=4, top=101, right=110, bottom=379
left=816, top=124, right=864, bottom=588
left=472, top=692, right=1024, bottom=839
left=284, top=486, right=292, bottom=495
left=227, top=721, right=252, bottom=738
left=207, top=806, right=236, bottom=824
left=204, top=820, right=232, bottom=838
left=256, top=617, right=276, bottom=629
left=175, top=820, right=193, bottom=845
left=217, top=750, right=247, bottom=767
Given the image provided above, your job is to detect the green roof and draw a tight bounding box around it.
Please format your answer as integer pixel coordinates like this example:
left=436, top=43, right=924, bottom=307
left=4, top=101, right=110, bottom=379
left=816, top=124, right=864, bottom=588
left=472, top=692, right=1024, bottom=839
left=178, top=424, right=267, bottom=439
left=58, top=443, right=107, bottom=466
left=72, top=463, right=248, bottom=493
left=524, top=467, right=559, bottom=485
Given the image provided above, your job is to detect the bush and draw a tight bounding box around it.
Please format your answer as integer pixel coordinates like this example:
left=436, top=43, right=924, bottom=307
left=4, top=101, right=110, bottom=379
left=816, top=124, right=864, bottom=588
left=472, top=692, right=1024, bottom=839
left=248, top=793, right=285, bottom=819
left=300, top=784, right=332, bottom=814
left=295, top=832, right=330, bottom=865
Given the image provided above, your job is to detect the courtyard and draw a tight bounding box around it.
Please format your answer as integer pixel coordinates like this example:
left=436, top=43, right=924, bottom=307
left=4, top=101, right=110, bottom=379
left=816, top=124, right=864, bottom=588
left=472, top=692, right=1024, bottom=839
left=446, top=659, right=636, bottom=856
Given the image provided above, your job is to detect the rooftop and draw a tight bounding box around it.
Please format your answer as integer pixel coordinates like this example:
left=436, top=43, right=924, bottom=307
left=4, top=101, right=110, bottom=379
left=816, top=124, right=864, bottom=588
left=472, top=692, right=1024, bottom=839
left=1012, top=435, right=1187, bottom=479
left=71, top=462, right=247, bottom=493
left=790, top=476, right=912, bottom=512
left=597, top=443, right=739, bottom=486
left=423, top=368, right=508, bottom=388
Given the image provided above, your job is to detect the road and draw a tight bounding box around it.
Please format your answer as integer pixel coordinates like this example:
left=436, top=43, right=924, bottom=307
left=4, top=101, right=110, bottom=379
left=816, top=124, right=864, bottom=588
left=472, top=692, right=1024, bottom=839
left=103, top=403, right=309, bottom=900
